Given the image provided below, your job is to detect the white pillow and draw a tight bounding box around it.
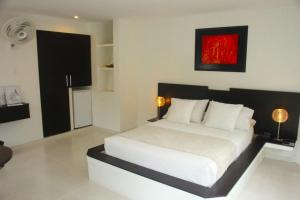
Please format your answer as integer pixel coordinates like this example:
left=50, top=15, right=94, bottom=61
left=166, top=98, right=197, bottom=124
left=191, top=99, right=209, bottom=123
left=250, top=119, right=256, bottom=127
left=204, top=101, right=243, bottom=131
left=235, top=107, right=255, bottom=131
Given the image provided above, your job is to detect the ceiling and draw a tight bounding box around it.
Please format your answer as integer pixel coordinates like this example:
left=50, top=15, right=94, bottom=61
left=0, top=0, right=299, bottom=21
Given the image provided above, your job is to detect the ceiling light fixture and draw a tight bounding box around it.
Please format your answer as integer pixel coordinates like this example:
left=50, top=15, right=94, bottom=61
left=74, top=16, right=79, bottom=19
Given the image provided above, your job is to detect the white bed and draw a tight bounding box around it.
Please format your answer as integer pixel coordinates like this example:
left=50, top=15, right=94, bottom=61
left=105, top=119, right=253, bottom=187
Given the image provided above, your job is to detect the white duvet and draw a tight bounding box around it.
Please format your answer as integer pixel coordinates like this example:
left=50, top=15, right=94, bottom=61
left=104, top=119, right=253, bottom=187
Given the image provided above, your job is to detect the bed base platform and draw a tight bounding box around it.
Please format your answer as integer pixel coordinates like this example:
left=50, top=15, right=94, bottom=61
left=87, top=139, right=265, bottom=200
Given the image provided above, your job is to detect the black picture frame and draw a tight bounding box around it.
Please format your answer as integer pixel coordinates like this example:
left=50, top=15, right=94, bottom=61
left=194, top=26, right=248, bottom=72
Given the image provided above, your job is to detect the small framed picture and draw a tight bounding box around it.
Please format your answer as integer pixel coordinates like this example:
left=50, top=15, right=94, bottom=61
left=0, top=87, right=6, bottom=106
left=5, top=86, right=23, bottom=106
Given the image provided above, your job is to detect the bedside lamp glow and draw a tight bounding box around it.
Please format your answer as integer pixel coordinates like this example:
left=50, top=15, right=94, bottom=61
left=272, top=108, right=288, bottom=141
left=157, top=96, right=165, bottom=107
left=156, top=96, right=165, bottom=118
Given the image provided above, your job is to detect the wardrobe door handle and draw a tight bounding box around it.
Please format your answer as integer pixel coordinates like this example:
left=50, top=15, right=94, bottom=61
left=69, top=75, right=72, bottom=87
left=65, top=75, right=69, bottom=87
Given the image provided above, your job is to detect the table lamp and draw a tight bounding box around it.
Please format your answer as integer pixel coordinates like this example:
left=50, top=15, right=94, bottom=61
left=156, top=96, right=165, bottom=118
left=272, top=108, right=288, bottom=141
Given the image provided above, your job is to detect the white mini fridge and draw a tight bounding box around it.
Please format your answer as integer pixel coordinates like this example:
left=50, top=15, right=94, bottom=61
left=73, top=89, right=92, bottom=128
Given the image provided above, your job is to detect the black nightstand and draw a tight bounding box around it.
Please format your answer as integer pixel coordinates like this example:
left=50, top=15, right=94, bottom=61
left=147, top=117, right=160, bottom=122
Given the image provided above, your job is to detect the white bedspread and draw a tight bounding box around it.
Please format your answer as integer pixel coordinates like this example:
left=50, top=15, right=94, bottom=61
left=104, top=119, right=253, bottom=187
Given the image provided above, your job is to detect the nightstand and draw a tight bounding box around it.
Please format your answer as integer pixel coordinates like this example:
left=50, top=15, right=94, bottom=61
left=265, top=139, right=295, bottom=151
left=265, top=142, right=294, bottom=151
left=261, top=138, right=295, bottom=162
left=255, top=135, right=295, bottom=151
left=147, top=117, right=160, bottom=122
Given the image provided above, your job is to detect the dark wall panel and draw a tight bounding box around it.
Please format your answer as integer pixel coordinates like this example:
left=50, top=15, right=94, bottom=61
left=158, top=82, right=300, bottom=141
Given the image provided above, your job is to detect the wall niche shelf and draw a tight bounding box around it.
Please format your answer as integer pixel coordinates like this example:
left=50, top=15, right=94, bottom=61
left=96, top=36, right=114, bottom=92
left=0, top=103, right=30, bottom=123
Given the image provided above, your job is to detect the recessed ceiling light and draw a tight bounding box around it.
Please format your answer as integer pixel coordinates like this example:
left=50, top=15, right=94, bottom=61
left=74, top=16, right=79, bottom=19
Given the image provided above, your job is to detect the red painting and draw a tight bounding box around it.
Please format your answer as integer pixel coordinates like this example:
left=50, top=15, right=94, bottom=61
left=201, top=34, right=239, bottom=65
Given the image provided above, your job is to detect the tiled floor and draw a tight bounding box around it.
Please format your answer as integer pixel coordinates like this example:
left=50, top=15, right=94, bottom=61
left=0, top=127, right=128, bottom=200
left=0, top=126, right=300, bottom=200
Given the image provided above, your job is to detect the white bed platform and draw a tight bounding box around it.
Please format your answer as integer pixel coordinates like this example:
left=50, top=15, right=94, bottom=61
left=87, top=142, right=266, bottom=200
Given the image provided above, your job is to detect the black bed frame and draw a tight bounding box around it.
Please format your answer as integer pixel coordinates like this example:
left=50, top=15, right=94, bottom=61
left=88, top=140, right=264, bottom=198
left=88, top=82, right=300, bottom=198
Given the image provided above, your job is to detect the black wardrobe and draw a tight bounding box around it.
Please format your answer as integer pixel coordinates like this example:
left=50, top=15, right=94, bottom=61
left=36, top=30, right=91, bottom=137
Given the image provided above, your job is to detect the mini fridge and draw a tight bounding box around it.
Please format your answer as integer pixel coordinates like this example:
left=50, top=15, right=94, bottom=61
left=73, top=89, right=92, bottom=128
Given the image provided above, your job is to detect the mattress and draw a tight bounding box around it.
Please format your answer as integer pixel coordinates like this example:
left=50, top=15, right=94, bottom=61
left=104, top=119, right=253, bottom=187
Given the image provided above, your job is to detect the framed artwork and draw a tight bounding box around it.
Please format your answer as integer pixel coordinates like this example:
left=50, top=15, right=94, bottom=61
left=194, top=26, right=248, bottom=72
left=5, top=86, right=23, bottom=106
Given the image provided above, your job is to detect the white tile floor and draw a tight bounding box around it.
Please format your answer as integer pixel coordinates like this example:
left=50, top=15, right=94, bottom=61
left=0, top=126, right=300, bottom=200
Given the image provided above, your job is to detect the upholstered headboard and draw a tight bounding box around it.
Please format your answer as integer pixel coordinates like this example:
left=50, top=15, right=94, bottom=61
left=158, top=83, right=300, bottom=141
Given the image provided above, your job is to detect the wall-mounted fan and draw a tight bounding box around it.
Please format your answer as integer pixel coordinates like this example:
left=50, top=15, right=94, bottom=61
left=1, top=17, right=36, bottom=47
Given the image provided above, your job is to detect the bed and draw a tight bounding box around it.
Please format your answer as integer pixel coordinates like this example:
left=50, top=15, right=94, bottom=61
left=105, top=119, right=253, bottom=187
left=87, top=83, right=300, bottom=200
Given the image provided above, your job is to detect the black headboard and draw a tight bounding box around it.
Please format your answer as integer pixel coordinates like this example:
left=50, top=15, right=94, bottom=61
left=158, top=83, right=300, bottom=141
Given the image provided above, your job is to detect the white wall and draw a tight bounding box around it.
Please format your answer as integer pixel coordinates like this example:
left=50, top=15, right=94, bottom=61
left=117, top=6, right=300, bottom=159
left=0, top=11, right=91, bottom=146
left=116, top=19, right=139, bottom=131
left=89, top=21, right=121, bottom=132
left=117, top=5, right=300, bottom=126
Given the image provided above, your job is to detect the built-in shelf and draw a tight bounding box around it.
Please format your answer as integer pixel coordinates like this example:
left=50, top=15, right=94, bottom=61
left=97, top=43, right=114, bottom=48
left=0, top=103, right=30, bottom=123
left=95, top=27, right=115, bottom=93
